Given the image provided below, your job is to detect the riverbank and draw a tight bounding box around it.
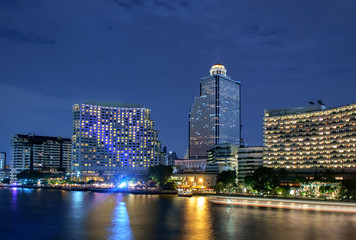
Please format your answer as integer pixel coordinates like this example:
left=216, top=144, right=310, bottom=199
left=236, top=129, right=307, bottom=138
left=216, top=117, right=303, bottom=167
left=0, top=184, right=177, bottom=194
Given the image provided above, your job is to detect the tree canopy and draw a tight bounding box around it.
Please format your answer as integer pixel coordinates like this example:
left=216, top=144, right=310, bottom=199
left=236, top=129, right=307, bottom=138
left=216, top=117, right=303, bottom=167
left=147, top=165, right=173, bottom=185
left=247, top=167, right=279, bottom=192
left=17, top=170, right=51, bottom=180
left=217, top=170, right=237, bottom=185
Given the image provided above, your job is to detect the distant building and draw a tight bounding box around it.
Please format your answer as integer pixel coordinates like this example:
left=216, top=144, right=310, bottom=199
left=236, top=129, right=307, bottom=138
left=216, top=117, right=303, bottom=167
left=0, top=152, right=10, bottom=180
left=162, top=146, right=177, bottom=165
left=167, top=151, right=178, bottom=166
left=0, top=152, right=6, bottom=170
left=206, top=144, right=263, bottom=183
left=174, top=159, right=206, bottom=173
left=10, top=134, right=71, bottom=181
left=236, top=146, right=263, bottom=183
left=189, top=64, right=241, bottom=159
left=263, top=102, right=356, bottom=179
left=71, top=101, right=162, bottom=177
left=206, top=143, right=239, bottom=173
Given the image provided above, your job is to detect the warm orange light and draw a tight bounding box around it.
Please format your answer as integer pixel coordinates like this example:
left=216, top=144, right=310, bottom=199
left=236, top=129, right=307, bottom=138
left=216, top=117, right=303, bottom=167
left=190, top=177, right=194, bottom=182
left=199, top=178, right=203, bottom=183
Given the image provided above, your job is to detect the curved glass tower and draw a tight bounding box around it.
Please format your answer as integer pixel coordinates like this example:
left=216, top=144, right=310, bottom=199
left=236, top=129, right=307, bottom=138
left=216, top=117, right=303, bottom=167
left=189, top=64, right=241, bottom=159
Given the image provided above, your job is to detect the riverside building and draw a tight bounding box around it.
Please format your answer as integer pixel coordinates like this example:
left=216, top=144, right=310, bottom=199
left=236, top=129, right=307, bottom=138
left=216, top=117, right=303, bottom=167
left=206, top=144, right=263, bottom=183
left=10, top=134, right=71, bottom=182
left=189, top=64, right=241, bottom=159
left=71, top=101, right=162, bottom=177
left=0, top=152, right=6, bottom=170
left=263, top=102, right=356, bottom=179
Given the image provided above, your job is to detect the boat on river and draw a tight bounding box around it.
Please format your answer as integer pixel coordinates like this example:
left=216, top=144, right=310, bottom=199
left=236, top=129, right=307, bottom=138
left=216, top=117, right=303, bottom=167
left=178, top=190, right=193, bottom=197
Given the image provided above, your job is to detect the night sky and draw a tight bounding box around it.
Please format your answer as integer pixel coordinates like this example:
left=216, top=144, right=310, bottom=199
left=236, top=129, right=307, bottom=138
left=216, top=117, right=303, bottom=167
left=1, top=0, right=356, bottom=158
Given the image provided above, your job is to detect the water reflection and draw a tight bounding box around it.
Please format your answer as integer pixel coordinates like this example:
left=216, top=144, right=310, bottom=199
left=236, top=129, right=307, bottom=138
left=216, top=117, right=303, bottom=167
left=182, top=196, right=213, bottom=240
left=108, top=200, right=133, bottom=240
left=1, top=190, right=356, bottom=240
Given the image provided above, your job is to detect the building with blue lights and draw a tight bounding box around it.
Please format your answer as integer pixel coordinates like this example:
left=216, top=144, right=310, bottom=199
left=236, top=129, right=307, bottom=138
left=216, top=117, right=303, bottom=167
left=71, top=101, right=162, bottom=176
left=189, top=64, right=241, bottom=159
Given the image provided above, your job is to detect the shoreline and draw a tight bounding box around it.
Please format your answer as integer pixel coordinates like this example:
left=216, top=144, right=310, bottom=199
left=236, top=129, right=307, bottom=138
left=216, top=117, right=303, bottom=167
left=0, top=184, right=177, bottom=194
left=1, top=185, right=355, bottom=203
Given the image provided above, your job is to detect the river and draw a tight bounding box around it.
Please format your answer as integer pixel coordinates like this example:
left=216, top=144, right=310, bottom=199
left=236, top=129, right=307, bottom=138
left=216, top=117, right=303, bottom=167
left=1, top=188, right=356, bottom=240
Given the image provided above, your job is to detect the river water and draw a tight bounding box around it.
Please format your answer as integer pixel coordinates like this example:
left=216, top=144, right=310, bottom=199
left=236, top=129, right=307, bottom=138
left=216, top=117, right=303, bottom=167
left=1, top=188, right=356, bottom=240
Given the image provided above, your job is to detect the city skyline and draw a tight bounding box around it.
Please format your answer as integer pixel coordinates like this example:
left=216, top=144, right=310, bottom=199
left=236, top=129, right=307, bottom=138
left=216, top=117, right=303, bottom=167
left=1, top=1, right=356, bottom=157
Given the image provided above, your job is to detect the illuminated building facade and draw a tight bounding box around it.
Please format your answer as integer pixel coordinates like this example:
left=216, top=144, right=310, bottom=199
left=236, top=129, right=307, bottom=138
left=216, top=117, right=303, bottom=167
left=72, top=101, right=162, bottom=175
left=263, top=103, right=356, bottom=178
left=10, top=134, right=71, bottom=181
left=189, top=64, right=241, bottom=159
left=236, top=146, right=263, bottom=183
left=0, top=152, right=6, bottom=170
left=206, top=143, right=239, bottom=173
left=206, top=144, right=263, bottom=183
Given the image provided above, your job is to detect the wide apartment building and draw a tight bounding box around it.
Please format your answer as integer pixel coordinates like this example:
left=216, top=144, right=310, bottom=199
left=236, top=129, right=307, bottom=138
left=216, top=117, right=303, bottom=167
left=10, top=134, right=71, bottom=181
left=72, top=101, right=162, bottom=177
left=263, top=102, right=356, bottom=179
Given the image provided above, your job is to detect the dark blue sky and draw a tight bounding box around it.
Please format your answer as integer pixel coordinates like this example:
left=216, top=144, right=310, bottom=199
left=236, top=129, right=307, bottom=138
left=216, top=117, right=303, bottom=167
left=1, top=0, right=356, bottom=157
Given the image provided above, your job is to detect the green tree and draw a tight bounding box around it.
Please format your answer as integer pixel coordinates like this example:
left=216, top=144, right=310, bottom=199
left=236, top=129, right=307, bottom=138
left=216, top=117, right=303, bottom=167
left=214, top=182, right=225, bottom=193
left=251, top=167, right=279, bottom=192
left=87, top=179, right=95, bottom=185
left=147, top=165, right=173, bottom=185
left=1, top=178, right=10, bottom=184
left=17, top=170, right=49, bottom=181
left=217, top=170, right=237, bottom=185
left=244, top=175, right=254, bottom=187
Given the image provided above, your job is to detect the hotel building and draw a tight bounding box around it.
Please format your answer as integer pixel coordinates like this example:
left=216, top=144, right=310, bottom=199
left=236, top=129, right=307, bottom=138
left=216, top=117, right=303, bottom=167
left=189, top=64, right=241, bottom=159
left=263, top=103, right=356, bottom=178
left=71, top=101, right=162, bottom=176
left=10, top=134, right=71, bottom=181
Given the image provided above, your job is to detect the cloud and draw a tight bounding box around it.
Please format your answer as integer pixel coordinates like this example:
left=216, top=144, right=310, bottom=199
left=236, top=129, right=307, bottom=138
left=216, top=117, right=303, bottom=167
left=0, top=25, right=56, bottom=45
left=243, top=24, right=289, bottom=37
left=112, top=0, right=205, bottom=13
left=112, top=0, right=145, bottom=8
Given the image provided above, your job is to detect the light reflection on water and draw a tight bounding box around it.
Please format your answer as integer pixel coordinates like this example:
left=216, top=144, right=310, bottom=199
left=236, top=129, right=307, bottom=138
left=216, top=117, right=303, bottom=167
left=107, top=200, right=133, bottom=240
left=1, top=189, right=356, bottom=240
left=181, top=196, right=213, bottom=240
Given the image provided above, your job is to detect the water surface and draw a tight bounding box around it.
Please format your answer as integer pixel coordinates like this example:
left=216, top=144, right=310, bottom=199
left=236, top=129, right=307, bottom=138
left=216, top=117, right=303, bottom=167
left=1, top=188, right=356, bottom=240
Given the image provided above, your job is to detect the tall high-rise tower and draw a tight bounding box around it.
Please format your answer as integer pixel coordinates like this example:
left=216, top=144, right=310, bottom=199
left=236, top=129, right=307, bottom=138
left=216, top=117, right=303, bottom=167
left=189, top=64, right=241, bottom=159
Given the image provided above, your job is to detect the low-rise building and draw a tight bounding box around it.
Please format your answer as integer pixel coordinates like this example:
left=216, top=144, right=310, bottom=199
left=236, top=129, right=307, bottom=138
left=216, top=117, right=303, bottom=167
left=236, top=146, right=263, bottom=183
left=10, top=134, right=71, bottom=182
left=174, top=159, right=206, bottom=172
left=171, top=172, right=217, bottom=189
left=206, top=144, right=263, bottom=183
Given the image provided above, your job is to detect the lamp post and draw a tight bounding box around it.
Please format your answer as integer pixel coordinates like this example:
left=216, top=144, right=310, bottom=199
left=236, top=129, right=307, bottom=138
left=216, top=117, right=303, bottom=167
left=199, top=178, right=204, bottom=191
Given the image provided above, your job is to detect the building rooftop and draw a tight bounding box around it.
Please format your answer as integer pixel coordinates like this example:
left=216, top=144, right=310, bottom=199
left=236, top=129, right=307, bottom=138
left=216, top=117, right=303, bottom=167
left=83, top=101, right=144, bottom=108
left=210, top=64, right=227, bottom=76
left=265, top=104, right=326, bottom=117
left=12, top=134, right=71, bottom=142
